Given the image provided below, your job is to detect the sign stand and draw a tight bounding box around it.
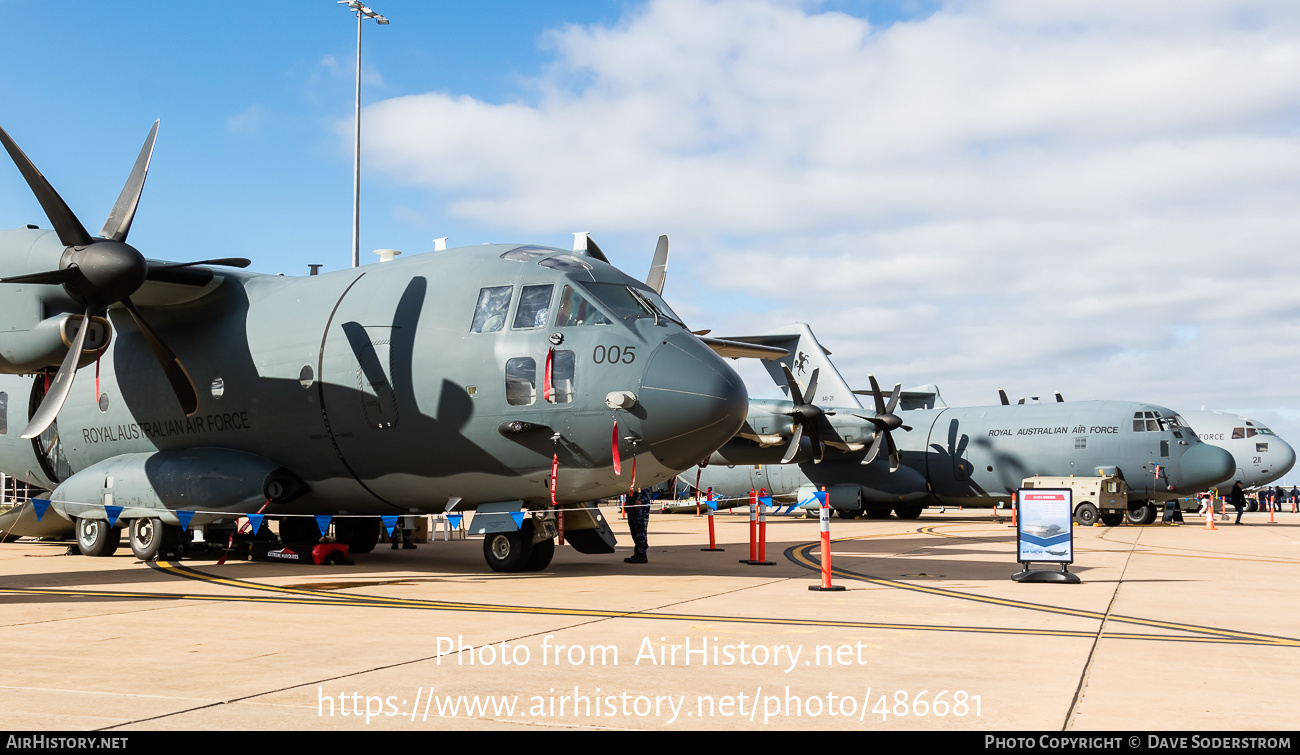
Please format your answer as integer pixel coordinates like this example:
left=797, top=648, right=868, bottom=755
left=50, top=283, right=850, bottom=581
left=1012, top=487, right=1080, bottom=584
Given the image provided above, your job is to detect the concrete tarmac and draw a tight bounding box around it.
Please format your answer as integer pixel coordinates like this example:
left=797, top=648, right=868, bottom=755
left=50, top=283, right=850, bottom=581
left=0, top=507, right=1297, bottom=731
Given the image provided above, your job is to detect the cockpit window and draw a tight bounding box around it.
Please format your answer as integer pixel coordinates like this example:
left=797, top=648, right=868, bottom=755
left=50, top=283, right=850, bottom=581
left=1132, top=410, right=1173, bottom=432
left=505, top=357, right=536, bottom=406
left=555, top=286, right=610, bottom=327
left=539, top=254, right=593, bottom=273
left=1232, top=427, right=1246, bottom=439
left=548, top=350, right=575, bottom=404
left=512, top=285, right=554, bottom=329
left=579, top=282, right=686, bottom=327
left=470, top=286, right=513, bottom=333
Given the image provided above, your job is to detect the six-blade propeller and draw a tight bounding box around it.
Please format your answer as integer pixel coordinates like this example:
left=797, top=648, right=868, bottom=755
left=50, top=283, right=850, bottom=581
left=0, top=122, right=249, bottom=438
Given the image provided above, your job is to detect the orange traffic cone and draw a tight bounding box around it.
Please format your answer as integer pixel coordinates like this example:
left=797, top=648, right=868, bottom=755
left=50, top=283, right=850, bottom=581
left=1204, top=498, right=1217, bottom=531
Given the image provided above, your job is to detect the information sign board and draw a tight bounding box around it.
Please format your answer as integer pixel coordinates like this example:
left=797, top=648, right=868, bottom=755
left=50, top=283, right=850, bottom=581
left=1016, top=488, right=1073, bottom=564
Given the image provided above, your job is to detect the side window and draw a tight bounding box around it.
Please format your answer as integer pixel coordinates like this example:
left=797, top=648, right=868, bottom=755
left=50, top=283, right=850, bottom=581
left=1231, top=427, right=1245, bottom=440
left=548, top=350, right=575, bottom=404
left=471, top=286, right=513, bottom=333
left=0, top=391, right=7, bottom=435
left=512, top=284, right=554, bottom=330
left=505, top=358, right=536, bottom=406
left=555, top=286, right=610, bottom=327
left=1132, top=412, right=1145, bottom=432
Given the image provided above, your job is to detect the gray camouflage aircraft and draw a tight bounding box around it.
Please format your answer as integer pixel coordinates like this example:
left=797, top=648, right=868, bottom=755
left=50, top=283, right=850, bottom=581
left=0, top=121, right=757, bottom=571
left=684, top=324, right=1236, bottom=526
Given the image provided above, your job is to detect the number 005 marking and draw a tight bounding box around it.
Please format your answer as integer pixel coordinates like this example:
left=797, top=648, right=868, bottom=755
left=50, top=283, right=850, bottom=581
left=593, top=345, right=636, bottom=364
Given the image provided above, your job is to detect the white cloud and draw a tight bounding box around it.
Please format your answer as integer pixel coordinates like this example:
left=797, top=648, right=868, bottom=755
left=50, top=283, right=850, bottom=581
left=360, top=0, right=1300, bottom=467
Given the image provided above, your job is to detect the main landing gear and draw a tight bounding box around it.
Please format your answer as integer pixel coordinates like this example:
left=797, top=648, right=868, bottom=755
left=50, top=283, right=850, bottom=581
left=482, top=521, right=554, bottom=573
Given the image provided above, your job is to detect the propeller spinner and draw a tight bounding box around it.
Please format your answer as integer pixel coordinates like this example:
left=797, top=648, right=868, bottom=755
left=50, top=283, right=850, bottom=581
left=0, top=122, right=248, bottom=438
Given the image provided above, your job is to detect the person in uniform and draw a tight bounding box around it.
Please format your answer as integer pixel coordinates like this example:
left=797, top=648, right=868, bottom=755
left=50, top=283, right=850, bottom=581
left=624, top=488, right=652, bottom=564
left=1229, top=481, right=1248, bottom=524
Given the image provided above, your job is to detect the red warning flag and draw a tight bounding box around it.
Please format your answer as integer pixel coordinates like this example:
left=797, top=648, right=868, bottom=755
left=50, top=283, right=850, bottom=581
left=543, top=347, right=554, bottom=402
left=612, top=419, right=621, bottom=476
left=550, top=453, right=559, bottom=506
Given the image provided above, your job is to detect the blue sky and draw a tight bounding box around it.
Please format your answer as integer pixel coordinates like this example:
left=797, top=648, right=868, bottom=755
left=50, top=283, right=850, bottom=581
left=4, top=0, right=1300, bottom=480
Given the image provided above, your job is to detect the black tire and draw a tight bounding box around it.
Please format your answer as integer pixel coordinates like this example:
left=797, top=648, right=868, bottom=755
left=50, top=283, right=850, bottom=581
left=76, top=518, right=121, bottom=557
left=483, top=522, right=534, bottom=573
left=836, top=509, right=859, bottom=520
left=279, top=517, right=321, bottom=544
left=334, top=517, right=381, bottom=554
left=893, top=504, right=923, bottom=520
left=1099, top=512, right=1125, bottom=527
left=129, top=517, right=185, bottom=561
left=1247, top=501, right=1258, bottom=513
left=526, top=536, right=555, bottom=571
left=1074, top=502, right=1099, bottom=527
left=1127, top=503, right=1157, bottom=525
left=864, top=505, right=892, bottom=519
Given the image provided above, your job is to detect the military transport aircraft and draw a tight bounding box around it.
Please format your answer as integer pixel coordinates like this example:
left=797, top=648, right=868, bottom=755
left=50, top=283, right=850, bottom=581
left=683, top=324, right=1237, bottom=526
left=993, top=396, right=1296, bottom=499
left=0, top=121, right=755, bottom=572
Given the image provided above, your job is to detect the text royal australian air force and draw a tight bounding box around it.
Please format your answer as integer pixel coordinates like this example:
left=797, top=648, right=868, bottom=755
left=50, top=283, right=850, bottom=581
left=987, top=425, right=1120, bottom=437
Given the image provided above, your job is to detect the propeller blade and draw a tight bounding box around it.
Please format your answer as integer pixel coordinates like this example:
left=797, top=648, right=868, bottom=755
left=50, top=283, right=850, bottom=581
left=864, top=431, right=884, bottom=465
left=780, top=363, right=806, bottom=405
left=803, top=368, right=820, bottom=408
left=1055, top=392, right=1065, bottom=403
left=22, top=307, right=94, bottom=439
left=0, top=268, right=78, bottom=286
left=147, top=257, right=252, bottom=271
left=121, top=297, right=199, bottom=416
left=0, top=125, right=94, bottom=248
left=886, top=431, right=900, bottom=472
left=998, top=388, right=1009, bottom=406
left=781, top=423, right=804, bottom=464
left=808, top=423, right=825, bottom=463
left=100, top=121, right=159, bottom=242
left=884, top=382, right=902, bottom=415
left=645, top=234, right=669, bottom=295
left=867, top=374, right=887, bottom=415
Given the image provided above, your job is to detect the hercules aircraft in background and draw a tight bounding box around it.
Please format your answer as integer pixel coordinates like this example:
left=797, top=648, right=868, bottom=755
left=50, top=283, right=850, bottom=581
left=0, top=121, right=761, bottom=572
left=992, top=395, right=1296, bottom=499
left=682, top=324, right=1236, bottom=526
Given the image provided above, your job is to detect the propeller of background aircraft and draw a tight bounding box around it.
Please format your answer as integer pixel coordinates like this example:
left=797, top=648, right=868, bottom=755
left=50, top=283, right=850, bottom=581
left=853, top=375, right=913, bottom=471
left=778, top=364, right=834, bottom=463
left=0, top=121, right=250, bottom=438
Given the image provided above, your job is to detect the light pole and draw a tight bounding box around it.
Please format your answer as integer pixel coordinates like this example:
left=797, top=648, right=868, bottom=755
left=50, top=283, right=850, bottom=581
left=338, top=0, right=389, bottom=268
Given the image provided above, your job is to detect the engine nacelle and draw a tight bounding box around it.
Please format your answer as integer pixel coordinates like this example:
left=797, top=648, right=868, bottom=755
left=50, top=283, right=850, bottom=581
left=0, top=311, right=112, bottom=374
left=49, top=448, right=307, bottom=526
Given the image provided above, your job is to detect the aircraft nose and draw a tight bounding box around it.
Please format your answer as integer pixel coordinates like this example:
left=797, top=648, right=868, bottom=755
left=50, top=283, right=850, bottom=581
left=1179, top=443, right=1236, bottom=489
left=1272, top=437, right=1297, bottom=478
left=637, top=334, right=748, bottom=470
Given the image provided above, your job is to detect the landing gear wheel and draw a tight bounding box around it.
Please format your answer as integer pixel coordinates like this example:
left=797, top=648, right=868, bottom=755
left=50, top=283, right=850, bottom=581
left=836, top=509, right=859, bottom=520
left=526, top=536, right=555, bottom=571
left=1099, top=512, right=1125, bottom=527
left=1074, top=502, right=1099, bottom=527
left=864, top=505, right=892, bottom=519
left=279, top=517, right=321, bottom=544
left=893, top=504, right=923, bottom=520
left=334, top=517, right=381, bottom=554
left=483, top=522, right=534, bottom=573
left=129, top=517, right=185, bottom=561
left=1126, top=503, right=1157, bottom=525
left=76, top=518, right=121, bottom=557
